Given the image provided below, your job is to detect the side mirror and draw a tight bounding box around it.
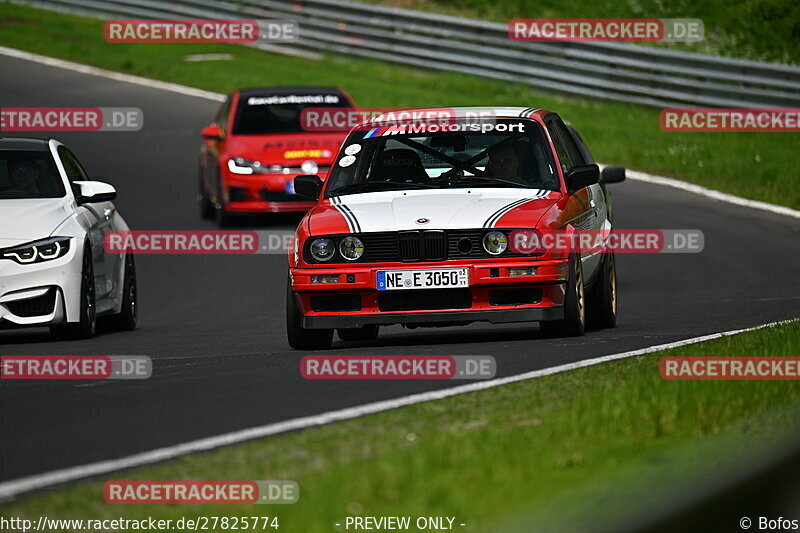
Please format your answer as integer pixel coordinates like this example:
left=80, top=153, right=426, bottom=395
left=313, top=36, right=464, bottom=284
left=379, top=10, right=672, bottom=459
left=566, top=164, right=600, bottom=193
left=201, top=124, right=223, bottom=140
left=601, top=166, right=626, bottom=184
left=293, top=175, right=323, bottom=200
left=73, top=180, right=117, bottom=205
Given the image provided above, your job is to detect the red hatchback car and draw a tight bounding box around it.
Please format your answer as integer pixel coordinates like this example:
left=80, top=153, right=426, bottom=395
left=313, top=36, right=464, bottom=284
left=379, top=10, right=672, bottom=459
left=286, top=107, right=626, bottom=349
left=198, top=87, right=356, bottom=225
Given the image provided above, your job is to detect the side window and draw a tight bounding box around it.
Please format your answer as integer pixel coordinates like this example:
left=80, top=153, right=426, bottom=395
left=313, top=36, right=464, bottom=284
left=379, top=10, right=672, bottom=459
left=546, top=117, right=588, bottom=174
left=57, top=146, right=89, bottom=184
left=546, top=120, right=573, bottom=175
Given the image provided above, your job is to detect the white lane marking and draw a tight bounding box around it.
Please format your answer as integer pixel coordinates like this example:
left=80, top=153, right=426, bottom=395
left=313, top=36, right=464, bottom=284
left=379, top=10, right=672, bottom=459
left=1, top=45, right=799, bottom=222
left=0, top=46, right=224, bottom=102
left=624, top=169, right=800, bottom=220
left=0, top=318, right=795, bottom=502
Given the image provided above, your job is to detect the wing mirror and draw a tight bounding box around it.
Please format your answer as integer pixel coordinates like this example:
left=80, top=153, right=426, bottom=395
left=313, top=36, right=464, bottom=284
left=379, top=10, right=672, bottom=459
left=201, top=124, right=223, bottom=140
left=566, top=164, right=600, bottom=193
left=293, top=175, right=323, bottom=200
left=74, top=181, right=117, bottom=205
left=601, top=166, right=626, bottom=184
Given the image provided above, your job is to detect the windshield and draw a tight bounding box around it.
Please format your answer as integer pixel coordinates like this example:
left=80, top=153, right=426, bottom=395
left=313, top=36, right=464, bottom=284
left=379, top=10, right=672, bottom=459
left=233, top=92, right=352, bottom=135
left=0, top=150, right=65, bottom=199
left=325, top=118, right=559, bottom=197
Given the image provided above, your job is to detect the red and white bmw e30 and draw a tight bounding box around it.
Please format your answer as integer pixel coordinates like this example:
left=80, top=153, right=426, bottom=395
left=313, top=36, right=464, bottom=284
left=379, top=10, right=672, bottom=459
left=285, top=107, right=625, bottom=349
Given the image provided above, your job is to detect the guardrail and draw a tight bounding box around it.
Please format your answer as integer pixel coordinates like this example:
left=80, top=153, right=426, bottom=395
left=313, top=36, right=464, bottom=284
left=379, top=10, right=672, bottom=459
left=15, top=0, right=800, bottom=108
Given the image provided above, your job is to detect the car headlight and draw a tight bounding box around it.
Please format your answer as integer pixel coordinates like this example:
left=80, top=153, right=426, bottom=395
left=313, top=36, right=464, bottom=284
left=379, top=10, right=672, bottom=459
left=310, top=238, right=336, bottom=262
left=482, top=231, right=508, bottom=255
left=1, top=237, right=71, bottom=264
left=301, top=160, right=318, bottom=175
left=339, top=235, right=364, bottom=261
left=227, top=157, right=263, bottom=175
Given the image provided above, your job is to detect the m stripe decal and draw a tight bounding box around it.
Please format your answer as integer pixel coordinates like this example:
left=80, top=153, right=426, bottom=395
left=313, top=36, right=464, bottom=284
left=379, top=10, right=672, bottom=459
left=331, top=197, right=361, bottom=233
left=483, top=191, right=550, bottom=228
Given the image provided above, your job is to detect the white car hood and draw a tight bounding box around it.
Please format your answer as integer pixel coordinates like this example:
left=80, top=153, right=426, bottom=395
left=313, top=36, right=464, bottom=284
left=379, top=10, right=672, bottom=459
left=330, top=188, right=559, bottom=232
left=0, top=198, right=74, bottom=246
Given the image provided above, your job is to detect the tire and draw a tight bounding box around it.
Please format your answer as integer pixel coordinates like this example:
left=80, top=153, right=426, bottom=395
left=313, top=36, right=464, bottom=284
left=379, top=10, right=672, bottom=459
left=108, top=253, right=138, bottom=331
left=50, top=246, right=97, bottom=339
left=198, top=169, right=214, bottom=219
left=338, top=325, right=379, bottom=342
left=539, top=253, right=586, bottom=337
left=286, top=280, right=333, bottom=350
left=587, top=251, right=617, bottom=329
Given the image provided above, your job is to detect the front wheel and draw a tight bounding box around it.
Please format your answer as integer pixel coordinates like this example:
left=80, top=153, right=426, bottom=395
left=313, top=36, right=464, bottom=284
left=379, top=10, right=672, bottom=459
left=108, top=253, right=138, bottom=331
left=198, top=168, right=214, bottom=219
left=51, top=246, right=97, bottom=339
left=286, top=280, right=333, bottom=350
left=587, top=251, right=617, bottom=329
left=539, top=253, right=585, bottom=338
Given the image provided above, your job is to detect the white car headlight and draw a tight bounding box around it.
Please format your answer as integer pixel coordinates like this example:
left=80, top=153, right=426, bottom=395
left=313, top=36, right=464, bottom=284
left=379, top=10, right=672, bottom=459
left=227, top=157, right=262, bottom=175
left=482, top=231, right=508, bottom=255
left=310, top=238, right=336, bottom=262
left=339, top=235, right=365, bottom=261
left=1, top=237, right=71, bottom=265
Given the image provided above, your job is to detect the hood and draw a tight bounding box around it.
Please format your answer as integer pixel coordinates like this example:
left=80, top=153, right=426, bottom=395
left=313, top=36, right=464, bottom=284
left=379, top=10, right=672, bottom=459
left=308, top=188, right=561, bottom=234
left=227, top=132, right=347, bottom=168
left=0, top=198, right=73, bottom=246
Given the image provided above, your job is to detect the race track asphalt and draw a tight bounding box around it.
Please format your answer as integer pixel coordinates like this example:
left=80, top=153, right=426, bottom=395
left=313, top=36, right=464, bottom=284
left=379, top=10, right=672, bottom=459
left=1, top=53, right=799, bottom=483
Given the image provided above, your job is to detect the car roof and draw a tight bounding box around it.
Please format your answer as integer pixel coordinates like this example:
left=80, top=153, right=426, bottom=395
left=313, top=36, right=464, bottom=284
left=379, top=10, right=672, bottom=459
left=237, top=87, right=348, bottom=97
left=0, top=137, right=51, bottom=150
left=365, top=106, right=553, bottom=125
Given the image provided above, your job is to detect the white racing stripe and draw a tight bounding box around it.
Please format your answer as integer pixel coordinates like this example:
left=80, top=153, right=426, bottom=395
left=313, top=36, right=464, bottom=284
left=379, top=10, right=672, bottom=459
left=0, top=46, right=225, bottom=102
left=623, top=168, right=800, bottom=220
left=0, top=318, right=795, bottom=502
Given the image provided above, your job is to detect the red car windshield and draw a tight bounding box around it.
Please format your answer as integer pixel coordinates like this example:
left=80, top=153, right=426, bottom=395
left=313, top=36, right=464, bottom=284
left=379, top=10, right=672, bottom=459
left=326, top=118, right=559, bottom=197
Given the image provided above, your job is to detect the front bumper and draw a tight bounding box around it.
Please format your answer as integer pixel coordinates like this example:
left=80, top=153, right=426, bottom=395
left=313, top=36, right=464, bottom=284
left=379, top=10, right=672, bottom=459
left=0, top=243, right=80, bottom=327
left=224, top=172, right=316, bottom=213
left=290, top=259, right=569, bottom=329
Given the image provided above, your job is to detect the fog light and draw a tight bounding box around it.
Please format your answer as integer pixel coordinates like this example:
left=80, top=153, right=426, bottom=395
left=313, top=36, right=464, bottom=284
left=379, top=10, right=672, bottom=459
left=509, top=267, right=537, bottom=277
left=311, top=274, right=339, bottom=284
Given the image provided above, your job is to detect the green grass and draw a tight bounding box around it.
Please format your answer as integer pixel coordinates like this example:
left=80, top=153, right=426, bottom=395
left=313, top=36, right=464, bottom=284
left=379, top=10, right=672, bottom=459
left=1, top=3, right=798, bottom=210
left=356, top=0, right=800, bottom=64
left=4, top=320, right=800, bottom=532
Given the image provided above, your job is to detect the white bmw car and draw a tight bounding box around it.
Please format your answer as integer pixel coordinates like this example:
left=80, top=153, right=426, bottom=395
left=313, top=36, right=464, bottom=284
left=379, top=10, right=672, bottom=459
left=0, top=138, right=137, bottom=339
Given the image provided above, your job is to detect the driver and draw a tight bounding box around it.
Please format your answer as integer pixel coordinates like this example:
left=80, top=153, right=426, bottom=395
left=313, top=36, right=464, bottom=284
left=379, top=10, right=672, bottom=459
left=6, top=159, right=40, bottom=195
left=485, top=139, right=530, bottom=185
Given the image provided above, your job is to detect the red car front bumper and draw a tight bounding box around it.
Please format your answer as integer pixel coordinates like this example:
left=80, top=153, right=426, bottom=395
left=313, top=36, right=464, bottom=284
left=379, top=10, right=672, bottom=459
left=289, top=258, right=569, bottom=329
left=224, top=173, right=317, bottom=214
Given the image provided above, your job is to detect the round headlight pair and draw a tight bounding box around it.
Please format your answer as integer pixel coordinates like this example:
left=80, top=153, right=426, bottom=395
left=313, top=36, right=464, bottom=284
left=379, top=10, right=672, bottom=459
left=482, top=231, right=508, bottom=255
left=309, top=236, right=364, bottom=262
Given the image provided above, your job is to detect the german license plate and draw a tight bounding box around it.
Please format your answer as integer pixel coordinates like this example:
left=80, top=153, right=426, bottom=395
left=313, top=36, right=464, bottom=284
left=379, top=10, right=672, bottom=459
left=377, top=268, right=469, bottom=291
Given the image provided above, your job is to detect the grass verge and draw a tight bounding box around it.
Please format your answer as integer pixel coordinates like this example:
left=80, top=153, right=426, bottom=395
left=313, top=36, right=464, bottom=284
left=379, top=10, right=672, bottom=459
left=3, top=320, right=800, bottom=532
left=356, top=0, right=800, bottom=64
left=1, top=3, right=799, bottom=210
